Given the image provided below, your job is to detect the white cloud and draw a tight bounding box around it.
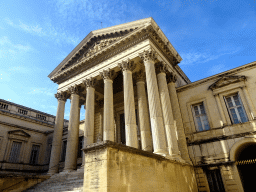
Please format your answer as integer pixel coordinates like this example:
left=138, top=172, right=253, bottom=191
left=0, top=36, right=32, bottom=59
left=4, top=18, right=79, bottom=46
left=180, top=47, right=241, bottom=66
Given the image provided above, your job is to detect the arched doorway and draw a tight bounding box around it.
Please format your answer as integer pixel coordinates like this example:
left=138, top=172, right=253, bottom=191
left=236, top=143, right=256, bottom=192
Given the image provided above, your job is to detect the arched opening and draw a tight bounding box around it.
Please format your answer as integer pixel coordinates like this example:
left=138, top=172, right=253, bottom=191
left=236, top=143, right=256, bottom=192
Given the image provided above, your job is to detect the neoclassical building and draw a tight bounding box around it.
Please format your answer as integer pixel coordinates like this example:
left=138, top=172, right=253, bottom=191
left=4, top=17, right=256, bottom=192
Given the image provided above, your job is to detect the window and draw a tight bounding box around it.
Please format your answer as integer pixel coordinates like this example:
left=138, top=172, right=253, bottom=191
left=206, top=169, right=225, bottom=192
left=9, top=141, right=22, bottom=163
left=77, top=136, right=84, bottom=158
left=29, top=145, right=40, bottom=165
left=225, top=93, right=248, bottom=124
left=192, top=103, right=210, bottom=131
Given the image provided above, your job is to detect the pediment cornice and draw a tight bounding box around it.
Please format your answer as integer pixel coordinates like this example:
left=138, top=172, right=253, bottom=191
left=209, top=75, right=246, bottom=90
left=49, top=18, right=183, bottom=84
left=8, top=130, right=31, bottom=138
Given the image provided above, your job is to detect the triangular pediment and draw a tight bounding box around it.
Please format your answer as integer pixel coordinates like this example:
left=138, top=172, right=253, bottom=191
left=209, top=75, right=246, bottom=90
left=48, top=17, right=183, bottom=84
left=8, top=130, right=31, bottom=138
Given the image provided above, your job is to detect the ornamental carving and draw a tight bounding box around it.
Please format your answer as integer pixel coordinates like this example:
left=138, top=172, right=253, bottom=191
left=55, top=92, right=69, bottom=102
left=155, top=61, right=168, bottom=74
left=166, top=72, right=177, bottom=83
left=100, top=69, right=116, bottom=80
left=118, top=59, right=136, bottom=72
left=84, top=77, right=97, bottom=88
left=139, top=48, right=157, bottom=62
left=209, top=75, right=246, bottom=90
left=68, top=85, right=82, bottom=95
left=134, top=70, right=146, bottom=82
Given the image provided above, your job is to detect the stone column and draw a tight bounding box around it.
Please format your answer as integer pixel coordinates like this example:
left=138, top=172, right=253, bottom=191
left=139, top=49, right=167, bottom=156
left=167, top=73, right=191, bottom=164
left=100, top=69, right=115, bottom=142
left=63, top=85, right=81, bottom=172
left=48, top=92, right=68, bottom=175
left=134, top=70, right=153, bottom=152
left=83, top=78, right=96, bottom=146
left=119, top=60, right=138, bottom=148
left=156, top=62, right=182, bottom=161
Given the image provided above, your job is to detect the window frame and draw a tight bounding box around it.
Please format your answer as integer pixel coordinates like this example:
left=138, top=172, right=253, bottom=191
left=224, top=93, right=248, bottom=124
left=8, top=141, right=22, bottom=163
left=192, top=102, right=211, bottom=132
left=29, top=144, right=40, bottom=165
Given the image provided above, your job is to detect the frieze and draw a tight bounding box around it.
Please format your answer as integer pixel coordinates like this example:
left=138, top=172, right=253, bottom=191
left=50, top=24, right=185, bottom=84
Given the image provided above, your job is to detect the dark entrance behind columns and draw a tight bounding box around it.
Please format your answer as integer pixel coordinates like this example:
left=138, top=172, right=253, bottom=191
left=236, top=144, right=256, bottom=192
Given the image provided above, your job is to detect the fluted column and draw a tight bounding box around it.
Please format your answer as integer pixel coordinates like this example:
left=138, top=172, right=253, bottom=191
left=156, top=62, right=182, bottom=161
left=100, top=69, right=115, bottom=142
left=119, top=60, right=138, bottom=148
left=134, top=70, right=153, bottom=152
left=167, top=73, right=191, bottom=164
left=83, top=78, right=96, bottom=146
left=63, top=85, right=81, bottom=172
left=139, top=49, right=167, bottom=156
left=48, top=92, right=68, bottom=175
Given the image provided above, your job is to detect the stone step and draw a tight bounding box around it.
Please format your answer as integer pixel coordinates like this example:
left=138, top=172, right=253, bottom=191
left=24, top=170, right=84, bottom=192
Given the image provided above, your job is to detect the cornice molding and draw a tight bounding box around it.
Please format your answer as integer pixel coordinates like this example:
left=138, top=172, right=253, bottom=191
left=0, top=109, right=55, bottom=129
left=0, top=120, right=53, bottom=135
left=177, top=61, right=256, bottom=92
left=208, top=75, right=246, bottom=91
left=50, top=24, right=186, bottom=84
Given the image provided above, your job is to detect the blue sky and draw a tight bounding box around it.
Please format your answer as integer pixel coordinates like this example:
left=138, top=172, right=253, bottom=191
left=0, top=0, right=255, bottom=120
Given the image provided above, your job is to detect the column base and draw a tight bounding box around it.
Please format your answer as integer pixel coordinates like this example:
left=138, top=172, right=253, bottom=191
left=166, top=154, right=186, bottom=163
left=153, top=149, right=168, bottom=156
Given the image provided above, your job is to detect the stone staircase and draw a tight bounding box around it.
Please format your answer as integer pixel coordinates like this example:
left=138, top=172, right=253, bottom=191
left=25, top=169, right=84, bottom=192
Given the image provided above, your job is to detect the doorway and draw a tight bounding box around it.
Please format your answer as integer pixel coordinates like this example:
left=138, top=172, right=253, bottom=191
left=236, top=144, right=256, bottom=192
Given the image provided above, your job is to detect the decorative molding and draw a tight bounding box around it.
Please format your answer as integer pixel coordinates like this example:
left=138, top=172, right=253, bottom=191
left=155, top=61, right=168, bottom=74
left=166, top=72, right=177, bottom=84
left=138, top=48, right=157, bottom=62
left=55, top=92, right=69, bottom=102
left=177, top=61, right=256, bottom=92
left=68, top=85, right=82, bottom=95
left=100, top=69, right=116, bottom=80
left=209, top=75, right=246, bottom=91
left=134, top=70, right=146, bottom=83
left=0, top=110, right=55, bottom=129
left=118, top=59, right=136, bottom=72
left=0, top=120, right=53, bottom=135
left=84, top=77, right=97, bottom=88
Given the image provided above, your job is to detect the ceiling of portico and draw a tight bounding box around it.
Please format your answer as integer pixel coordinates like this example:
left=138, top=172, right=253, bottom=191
left=48, top=17, right=188, bottom=85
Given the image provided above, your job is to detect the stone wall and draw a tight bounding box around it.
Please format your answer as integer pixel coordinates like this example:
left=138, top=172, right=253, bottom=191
left=83, top=141, right=198, bottom=192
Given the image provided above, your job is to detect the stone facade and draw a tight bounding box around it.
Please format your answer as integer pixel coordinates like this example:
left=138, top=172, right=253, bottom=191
left=2, top=17, right=256, bottom=191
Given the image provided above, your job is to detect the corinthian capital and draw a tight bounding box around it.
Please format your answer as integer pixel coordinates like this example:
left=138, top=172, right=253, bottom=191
left=166, top=72, right=177, bottom=83
left=100, top=69, right=116, bottom=80
left=68, top=85, right=82, bottom=95
left=155, top=61, right=168, bottom=74
left=118, top=59, right=136, bottom=72
left=55, top=92, right=69, bottom=102
left=139, top=48, right=157, bottom=62
left=134, top=70, right=146, bottom=83
left=83, top=77, right=97, bottom=88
